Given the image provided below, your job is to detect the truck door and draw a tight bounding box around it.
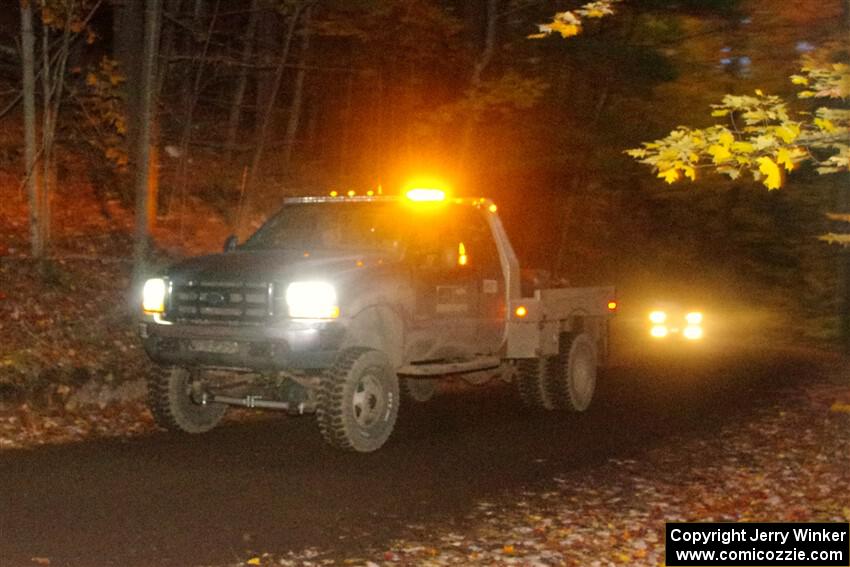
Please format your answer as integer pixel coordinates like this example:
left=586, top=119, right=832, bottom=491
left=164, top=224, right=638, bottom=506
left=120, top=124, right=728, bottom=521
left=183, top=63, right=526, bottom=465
left=406, top=208, right=480, bottom=361
left=450, top=207, right=506, bottom=355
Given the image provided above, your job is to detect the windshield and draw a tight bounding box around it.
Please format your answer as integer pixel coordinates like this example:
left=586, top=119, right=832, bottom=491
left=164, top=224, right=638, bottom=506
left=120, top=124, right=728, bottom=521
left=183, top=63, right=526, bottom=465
left=243, top=202, right=409, bottom=252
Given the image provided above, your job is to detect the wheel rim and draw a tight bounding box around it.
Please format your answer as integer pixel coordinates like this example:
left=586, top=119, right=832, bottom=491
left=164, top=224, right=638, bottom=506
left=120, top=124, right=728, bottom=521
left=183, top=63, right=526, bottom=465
left=352, top=370, right=386, bottom=428
left=571, top=346, right=596, bottom=409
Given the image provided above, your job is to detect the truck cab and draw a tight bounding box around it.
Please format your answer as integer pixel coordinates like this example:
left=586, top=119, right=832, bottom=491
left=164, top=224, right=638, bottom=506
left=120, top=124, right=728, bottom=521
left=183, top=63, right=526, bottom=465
left=140, top=190, right=615, bottom=452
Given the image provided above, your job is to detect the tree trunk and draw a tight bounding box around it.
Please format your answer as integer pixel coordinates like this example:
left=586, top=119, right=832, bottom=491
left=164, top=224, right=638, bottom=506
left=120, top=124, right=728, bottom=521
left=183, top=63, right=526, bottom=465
left=225, top=0, right=259, bottom=164
left=113, top=0, right=145, bottom=185
left=170, top=0, right=219, bottom=218
left=281, top=6, right=312, bottom=173
left=254, top=3, right=281, bottom=134
left=39, top=4, right=73, bottom=257
left=155, top=0, right=183, bottom=98
left=179, top=0, right=206, bottom=104
left=242, top=3, right=303, bottom=227
left=132, top=0, right=162, bottom=293
left=21, top=0, right=42, bottom=258
left=337, top=71, right=354, bottom=186
left=457, top=0, right=498, bottom=171
left=150, top=0, right=181, bottom=221
left=469, top=0, right=497, bottom=90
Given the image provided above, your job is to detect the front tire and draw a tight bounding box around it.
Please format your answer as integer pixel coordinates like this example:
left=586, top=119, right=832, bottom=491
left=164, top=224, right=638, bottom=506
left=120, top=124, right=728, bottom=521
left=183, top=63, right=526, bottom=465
left=316, top=348, right=400, bottom=452
left=147, top=366, right=227, bottom=433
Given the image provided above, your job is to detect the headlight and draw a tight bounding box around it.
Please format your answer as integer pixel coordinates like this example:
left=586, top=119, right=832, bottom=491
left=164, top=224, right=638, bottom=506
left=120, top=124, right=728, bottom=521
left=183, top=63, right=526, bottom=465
left=649, top=310, right=667, bottom=324
left=650, top=325, right=669, bottom=338
left=684, top=326, right=704, bottom=340
left=142, top=278, right=167, bottom=314
left=286, top=281, right=339, bottom=319
left=686, top=311, right=703, bottom=325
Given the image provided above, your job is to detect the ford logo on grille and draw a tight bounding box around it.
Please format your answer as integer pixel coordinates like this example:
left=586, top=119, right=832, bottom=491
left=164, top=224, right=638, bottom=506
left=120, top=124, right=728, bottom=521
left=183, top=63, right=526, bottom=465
left=206, top=292, right=227, bottom=306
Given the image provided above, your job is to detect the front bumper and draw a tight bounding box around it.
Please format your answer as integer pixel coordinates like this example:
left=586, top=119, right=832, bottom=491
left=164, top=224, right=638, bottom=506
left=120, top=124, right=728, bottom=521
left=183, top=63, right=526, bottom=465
left=139, top=318, right=346, bottom=371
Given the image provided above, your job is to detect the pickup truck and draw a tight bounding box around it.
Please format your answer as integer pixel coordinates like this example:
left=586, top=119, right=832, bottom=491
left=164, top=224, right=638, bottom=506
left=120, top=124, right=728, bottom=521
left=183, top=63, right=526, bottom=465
left=139, top=189, right=616, bottom=452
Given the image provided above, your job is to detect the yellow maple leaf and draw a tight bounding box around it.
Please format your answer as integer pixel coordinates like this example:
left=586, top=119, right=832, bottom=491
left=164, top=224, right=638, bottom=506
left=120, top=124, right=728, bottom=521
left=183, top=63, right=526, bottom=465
left=775, top=124, right=801, bottom=143
left=815, top=118, right=837, bottom=132
left=731, top=141, right=755, bottom=154
left=755, top=88, right=764, bottom=96
left=790, top=75, right=809, bottom=86
left=550, top=20, right=582, bottom=37
left=757, top=156, right=782, bottom=190
left=712, top=109, right=730, bottom=117
left=776, top=148, right=794, bottom=172
left=830, top=401, right=850, bottom=413
left=718, top=130, right=735, bottom=147
left=246, top=558, right=261, bottom=566
left=776, top=147, right=806, bottom=172
left=683, top=165, right=697, bottom=181
left=708, top=144, right=732, bottom=164
left=658, top=169, right=680, bottom=184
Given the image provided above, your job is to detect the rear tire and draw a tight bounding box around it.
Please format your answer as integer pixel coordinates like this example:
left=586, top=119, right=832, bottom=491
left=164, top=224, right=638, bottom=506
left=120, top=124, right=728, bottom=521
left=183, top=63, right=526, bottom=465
left=147, top=366, right=227, bottom=433
left=546, top=333, right=597, bottom=412
left=515, top=357, right=556, bottom=410
left=316, top=348, right=400, bottom=452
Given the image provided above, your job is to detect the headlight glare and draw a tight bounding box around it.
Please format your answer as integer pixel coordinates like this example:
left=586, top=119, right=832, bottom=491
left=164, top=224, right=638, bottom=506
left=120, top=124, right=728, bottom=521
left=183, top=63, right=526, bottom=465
left=650, top=325, right=669, bottom=338
left=649, top=310, right=667, bottom=324
left=142, top=278, right=166, bottom=314
left=286, top=281, right=339, bottom=319
left=686, top=312, right=703, bottom=325
left=684, top=326, right=704, bottom=340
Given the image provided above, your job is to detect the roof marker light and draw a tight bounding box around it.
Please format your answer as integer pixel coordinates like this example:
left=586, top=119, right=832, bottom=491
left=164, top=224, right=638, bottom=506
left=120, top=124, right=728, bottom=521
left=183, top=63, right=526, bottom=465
left=515, top=305, right=528, bottom=318
left=329, top=191, right=338, bottom=197
left=347, top=190, right=356, bottom=197
left=406, top=188, right=446, bottom=202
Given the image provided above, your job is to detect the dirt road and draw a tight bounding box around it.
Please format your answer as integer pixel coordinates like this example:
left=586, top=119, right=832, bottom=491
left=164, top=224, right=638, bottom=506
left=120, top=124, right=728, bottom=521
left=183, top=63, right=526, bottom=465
left=0, top=341, right=843, bottom=566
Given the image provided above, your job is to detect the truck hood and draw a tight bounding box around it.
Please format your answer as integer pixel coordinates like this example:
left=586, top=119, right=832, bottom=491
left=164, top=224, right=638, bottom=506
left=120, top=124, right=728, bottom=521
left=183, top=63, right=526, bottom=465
left=166, top=249, right=399, bottom=284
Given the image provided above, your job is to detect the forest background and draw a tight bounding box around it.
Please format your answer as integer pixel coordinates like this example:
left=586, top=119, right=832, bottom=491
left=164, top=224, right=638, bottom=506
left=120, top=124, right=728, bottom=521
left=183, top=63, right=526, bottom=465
left=0, top=0, right=847, bottom=353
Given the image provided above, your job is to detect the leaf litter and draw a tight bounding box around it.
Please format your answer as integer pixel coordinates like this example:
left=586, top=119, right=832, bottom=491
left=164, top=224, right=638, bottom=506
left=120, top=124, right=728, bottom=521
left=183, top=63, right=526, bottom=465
left=223, top=380, right=850, bottom=567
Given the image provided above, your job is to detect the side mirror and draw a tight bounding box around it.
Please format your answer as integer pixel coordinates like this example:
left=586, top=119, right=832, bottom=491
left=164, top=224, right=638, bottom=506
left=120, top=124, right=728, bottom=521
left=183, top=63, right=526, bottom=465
left=223, top=235, right=238, bottom=253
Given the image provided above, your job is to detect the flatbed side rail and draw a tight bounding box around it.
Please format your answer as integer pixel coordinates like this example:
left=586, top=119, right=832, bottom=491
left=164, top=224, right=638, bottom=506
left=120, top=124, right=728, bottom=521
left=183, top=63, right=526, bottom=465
left=505, top=286, right=615, bottom=359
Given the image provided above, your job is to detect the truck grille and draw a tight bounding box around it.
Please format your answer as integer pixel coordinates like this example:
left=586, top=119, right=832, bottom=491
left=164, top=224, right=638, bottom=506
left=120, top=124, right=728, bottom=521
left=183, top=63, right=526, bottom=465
left=167, top=281, right=274, bottom=324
